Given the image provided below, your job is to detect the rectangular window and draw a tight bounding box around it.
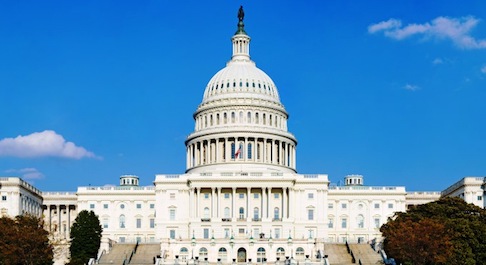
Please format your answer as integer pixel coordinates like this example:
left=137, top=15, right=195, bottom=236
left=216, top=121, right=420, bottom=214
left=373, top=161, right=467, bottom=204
left=224, top=228, right=230, bottom=238
left=204, top=193, right=209, bottom=199
left=150, top=204, right=155, bottom=209
left=275, top=228, right=280, bottom=239
left=136, top=203, right=142, bottom=209
left=341, top=203, right=347, bottom=209
left=203, top=228, right=209, bottom=239
left=103, top=204, right=108, bottom=209
left=374, top=203, right=380, bottom=209
left=103, top=219, right=109, bottom=229
left=253, top=193, right=259, bottom=199
left=119, top=237, right=125, bottom=243
left=238, top=228, right=245, bottom=235
left=328, top=218, right=334, bottom=228
left=224, top=193, right=230, bottom=199
left=341, top=218, right=347, bottom=229
left=136, top=218, right=141, bottom=228
left=89, top=204, right=95, bottom=209
left=374, top=218, right=380, bottom=228
left=150, top=218, right=155, bottom=228
left=478, top=196, right=483, bottom=201
left=170, top=193, right=175, bottom=199
left=308, top=209, right=314, bottom=220
left=170, top=209, right=176, bottom=220
left=170, top=229, right=176, bottom=239
left=388, top=203, right=394, bottom=209
left=254, top=228, right=260, bottom=239
left=1, top=195, right=6, bottom=201
left=328, top=203, right=333, bottom=209
left=274, top=193, right=279, bottom=199
left=239, top=193, right=244, bottom=199
left=308, top=193, right=314, bottom=199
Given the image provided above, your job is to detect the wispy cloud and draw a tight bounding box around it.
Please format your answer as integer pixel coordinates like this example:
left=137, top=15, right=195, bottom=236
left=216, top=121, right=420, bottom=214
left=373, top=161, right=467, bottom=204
left=0, top=130, right=99, bottom=159
left=404, top=84, right=420, bottom=91
left=432, top=58, right=444, bottom=65
left=5, top=168, right=44, bottom=180
left=481, top=66, right=486, bottom=74
left=369, top=16, right=486, bottom=49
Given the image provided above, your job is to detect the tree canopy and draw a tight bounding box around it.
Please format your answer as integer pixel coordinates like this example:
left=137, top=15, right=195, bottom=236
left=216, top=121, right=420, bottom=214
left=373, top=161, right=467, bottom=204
left=69, top=210, right=103, bottom=265
left=0, top=215, right=53, bottom=265
left=381, top=197, right=486, bottom=265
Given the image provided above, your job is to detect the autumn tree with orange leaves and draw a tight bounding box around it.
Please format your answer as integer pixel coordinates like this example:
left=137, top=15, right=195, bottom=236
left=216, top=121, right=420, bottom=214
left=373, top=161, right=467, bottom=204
left=0, top=215, right=53, bottom=265
left=381, top=197, right=486, bottom=265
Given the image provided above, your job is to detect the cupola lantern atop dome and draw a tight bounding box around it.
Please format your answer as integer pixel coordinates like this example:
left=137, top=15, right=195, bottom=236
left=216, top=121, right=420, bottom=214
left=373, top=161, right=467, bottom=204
left=231, top=6, right=251, bottom=62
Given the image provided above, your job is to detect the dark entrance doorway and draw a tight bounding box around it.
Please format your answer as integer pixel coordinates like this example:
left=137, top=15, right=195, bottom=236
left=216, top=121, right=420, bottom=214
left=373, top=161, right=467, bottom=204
left=237, top=247, right=247, bottom=263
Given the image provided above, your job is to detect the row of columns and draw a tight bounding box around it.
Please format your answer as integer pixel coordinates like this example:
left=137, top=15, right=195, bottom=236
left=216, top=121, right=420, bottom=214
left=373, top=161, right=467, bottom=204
left=44, top=204, right=76, bottom=238
left=188, top=187, right=293, bottom=221
left=186, top=137, right=296, bottom=169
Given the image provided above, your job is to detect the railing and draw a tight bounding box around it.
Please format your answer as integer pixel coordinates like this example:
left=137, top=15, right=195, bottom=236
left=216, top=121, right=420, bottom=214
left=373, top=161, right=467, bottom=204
left=123, top=241, right=139, bottom=265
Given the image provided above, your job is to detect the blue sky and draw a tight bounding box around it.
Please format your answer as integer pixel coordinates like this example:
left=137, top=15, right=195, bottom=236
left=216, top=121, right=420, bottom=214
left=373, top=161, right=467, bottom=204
left=0, top=1, right=485, bottom=192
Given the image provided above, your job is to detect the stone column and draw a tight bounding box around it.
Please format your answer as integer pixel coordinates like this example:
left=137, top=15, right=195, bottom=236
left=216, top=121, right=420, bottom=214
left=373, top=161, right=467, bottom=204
left=189, top=187, right=194, bottom=218
left=247, top=188, right=251, bottom=219
left=217, top=187, right=221, bottom=218
left=211, top=187, right=216, bottom=218
left=232, top=188, right=236, bottom=219
left=196, top=187, right=201, bottom=218
left=268, top=187, right=272, bottom=219
left=57, top=205, right=61, bottom=235
left=283, top=188, right=287, bottom=219
left=262, top=187, right=267, bottom=219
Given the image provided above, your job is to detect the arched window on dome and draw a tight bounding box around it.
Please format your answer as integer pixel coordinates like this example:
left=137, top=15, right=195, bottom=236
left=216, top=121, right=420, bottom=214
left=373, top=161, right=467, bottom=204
left=231, top=143, right=235, bottom=159
left=269, top=115, right=272, bottom=127
left=247, top=143, right=252, bottom=159
left=231, top=112, right=235, bottom=123
left=216, top=113, right=220, bottom=125
left=263, top=114, right=266, bottom=125
left=247, top=112, right=251, bottom=123
left=255, top=113, right=259, bottom=124
left=204, top=116, right=207, bottom=128
left=210, top=115, right=213, bottom=126
left=224, top=113, right=227, bottom=124
left=239, top=111, right=243, bottom=123
left=257, top=143, right=261, bottom=160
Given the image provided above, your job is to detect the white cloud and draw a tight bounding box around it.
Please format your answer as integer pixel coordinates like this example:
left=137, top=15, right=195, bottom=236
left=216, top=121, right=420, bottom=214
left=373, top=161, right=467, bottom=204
left=0, top=130, right=99, bottom=159
left=404, top=84, right=420, bottom=91
left=432, top=58, right=443, bottom=65
left=369, top=16, right=486, bottom=49
left=481, top=66, right=486, bottom=74
left=5, top=168, right=44, bottom=180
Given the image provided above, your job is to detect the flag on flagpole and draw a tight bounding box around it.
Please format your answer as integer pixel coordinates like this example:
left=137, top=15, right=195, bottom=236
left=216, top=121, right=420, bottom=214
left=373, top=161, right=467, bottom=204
left=234, top=147, right=241, bottom=158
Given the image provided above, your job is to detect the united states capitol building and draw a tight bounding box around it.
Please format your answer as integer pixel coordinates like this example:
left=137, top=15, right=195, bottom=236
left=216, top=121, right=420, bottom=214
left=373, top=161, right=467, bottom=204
left=1, top=7, right=485, bottom=265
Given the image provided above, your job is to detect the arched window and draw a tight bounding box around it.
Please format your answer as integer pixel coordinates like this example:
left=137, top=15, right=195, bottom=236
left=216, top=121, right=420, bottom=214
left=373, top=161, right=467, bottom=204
left=276, top=247, right=285, bottom=260
left=253, top=207, right=259, bottom=220
left=218, top=247, right=228, bottom=261
left=204, top=116, right=207, bottom=128
left=224, top=113, right=227, bottom=124
left=199, top=247, right=208, bottom=260
left=247, top=143, right=252, bottom=159
left=180, top=247, right=188, bottom=262
left=255, top=113, right=259, bottom=123
left=239, top=111, right=243, bottom=123
left=224, top=207, right=230, bottom=218
left=263, top=113, right=266, bottom=125
left=204, top=207, right=210, bottom=218
left=247, top=112, right=251, bottom=123
left=231, top=112, right=235, bottom=123
left=257, top=247, right=266, bottom=262
left=239, top=207, right=245, bottom=219
left=357, top=214, right=365, bottom=228
left=274, top=207, right=280, bottom=220
left=216, top=113, right=220, bottom=125
left=231, top=143, right=236, bottom=159
left=269, top=115, right=272, bottom=126
left=119, top=215, right=125, bottom=228
left=296, top=247, right=305, bottom=261
left=210, top=115, right=213, bottom=126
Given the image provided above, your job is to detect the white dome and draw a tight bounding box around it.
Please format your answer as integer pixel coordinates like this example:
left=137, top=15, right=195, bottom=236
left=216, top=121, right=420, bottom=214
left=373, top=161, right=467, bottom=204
left=202, top=60, right=281, bottom=104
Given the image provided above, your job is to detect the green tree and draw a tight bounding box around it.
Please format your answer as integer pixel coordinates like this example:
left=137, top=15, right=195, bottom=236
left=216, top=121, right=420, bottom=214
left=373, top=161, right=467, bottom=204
left=381, top=197, right=486, bottom=265
left=0, top=215, right=53, bottom=265
left=69, top=210, right=103, bottom=265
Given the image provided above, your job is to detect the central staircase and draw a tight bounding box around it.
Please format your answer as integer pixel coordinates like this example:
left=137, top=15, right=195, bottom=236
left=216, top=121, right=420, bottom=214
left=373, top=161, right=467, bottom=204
left=97, top=243, right=160, bottom=265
